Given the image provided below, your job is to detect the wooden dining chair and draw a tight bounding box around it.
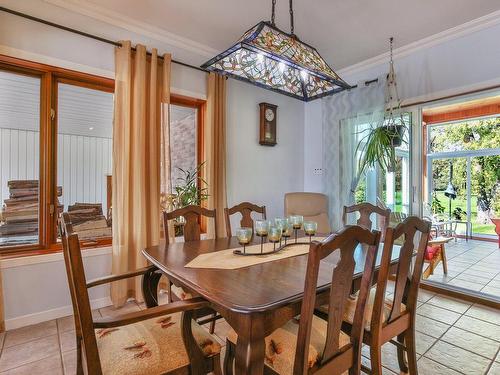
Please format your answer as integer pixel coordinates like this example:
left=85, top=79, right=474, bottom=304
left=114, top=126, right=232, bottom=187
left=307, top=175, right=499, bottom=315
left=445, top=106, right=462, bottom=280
left=340, top=216, right=431, bottom=375
left=224, top=201, right=266, bottom=237
left=59, top=213, right=222, bottom=375
left=343, top=202, right=391, bottom=233
left=224, top=225, right=381, bottom=375
left=163, top=205, right=219, bottom=333
left=163, top=205, right=218, bottom=242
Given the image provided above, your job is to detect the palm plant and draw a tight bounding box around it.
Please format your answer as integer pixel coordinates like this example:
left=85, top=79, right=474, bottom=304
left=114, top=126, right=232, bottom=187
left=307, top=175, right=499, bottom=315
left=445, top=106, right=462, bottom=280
left=174, top=162, right=209, bottom=208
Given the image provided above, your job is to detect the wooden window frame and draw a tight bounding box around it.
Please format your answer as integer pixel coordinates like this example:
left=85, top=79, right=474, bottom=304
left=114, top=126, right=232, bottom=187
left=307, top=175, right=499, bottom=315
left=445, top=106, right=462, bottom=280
left=169, top=94, right=207, bottom=233
left=0, top=54, right=114, bottom=258
left=0, top=56, right=206, bottom=257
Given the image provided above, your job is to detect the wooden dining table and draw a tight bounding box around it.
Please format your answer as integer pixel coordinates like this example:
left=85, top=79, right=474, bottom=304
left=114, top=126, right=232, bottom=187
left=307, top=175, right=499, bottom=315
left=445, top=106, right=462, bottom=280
left=142, top=235, right=402, bottom=375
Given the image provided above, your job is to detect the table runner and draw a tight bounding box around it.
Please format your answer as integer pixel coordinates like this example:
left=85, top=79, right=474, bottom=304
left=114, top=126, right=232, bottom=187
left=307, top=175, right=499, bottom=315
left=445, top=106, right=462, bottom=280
left=185, top=237, right=325, bottom=270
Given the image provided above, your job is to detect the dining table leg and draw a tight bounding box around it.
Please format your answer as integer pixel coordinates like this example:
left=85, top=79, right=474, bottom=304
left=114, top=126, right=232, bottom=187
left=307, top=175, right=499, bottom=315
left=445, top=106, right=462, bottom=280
left=233, top=314, right=266, bottom=375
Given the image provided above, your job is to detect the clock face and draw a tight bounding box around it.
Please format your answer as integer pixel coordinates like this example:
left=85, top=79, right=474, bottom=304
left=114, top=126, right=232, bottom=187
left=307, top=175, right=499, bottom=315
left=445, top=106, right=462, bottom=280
left=265, top=108, right=275, bottom=122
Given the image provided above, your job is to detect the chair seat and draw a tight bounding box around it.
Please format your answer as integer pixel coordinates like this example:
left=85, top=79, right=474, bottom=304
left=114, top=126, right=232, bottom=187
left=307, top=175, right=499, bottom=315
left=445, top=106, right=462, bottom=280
left=341, top=287, right=406, bottom=330
left=171, top=284, right=193, bottom=301
left=227, top=316, right=350, bottom=374
left=96, top=312, right=220, bottom=375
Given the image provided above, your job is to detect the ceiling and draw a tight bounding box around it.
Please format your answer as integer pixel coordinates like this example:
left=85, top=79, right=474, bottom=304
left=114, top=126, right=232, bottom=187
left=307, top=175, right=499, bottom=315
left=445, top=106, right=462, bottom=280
left=82, top=0, right=500, bottom=69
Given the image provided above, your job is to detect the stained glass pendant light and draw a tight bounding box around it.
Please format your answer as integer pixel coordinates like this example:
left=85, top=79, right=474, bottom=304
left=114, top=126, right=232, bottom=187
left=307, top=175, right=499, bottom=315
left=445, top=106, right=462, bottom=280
left=201, top=0, right=351, bottom=101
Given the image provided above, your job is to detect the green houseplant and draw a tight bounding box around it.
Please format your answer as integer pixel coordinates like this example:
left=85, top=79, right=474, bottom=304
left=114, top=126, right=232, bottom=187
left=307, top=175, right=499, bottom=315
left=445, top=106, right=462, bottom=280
left=174, top=162, right=209, bottom=208
left=171, top=162, right=209, bottom=237
left=356, top=119, right=407, bottom=175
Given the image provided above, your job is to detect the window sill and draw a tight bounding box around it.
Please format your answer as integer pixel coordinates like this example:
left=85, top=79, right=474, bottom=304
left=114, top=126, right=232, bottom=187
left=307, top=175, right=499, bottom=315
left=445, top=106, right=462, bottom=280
left=0, top=238, right=112, bottom=260
left=0, top=245, right=111, bottom=269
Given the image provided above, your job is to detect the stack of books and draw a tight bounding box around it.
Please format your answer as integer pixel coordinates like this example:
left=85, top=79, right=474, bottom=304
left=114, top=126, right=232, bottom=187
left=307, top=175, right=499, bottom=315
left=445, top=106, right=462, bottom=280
left=67, top=203, right=111, bottom=240
left=0, top=180, right=62, bottom=244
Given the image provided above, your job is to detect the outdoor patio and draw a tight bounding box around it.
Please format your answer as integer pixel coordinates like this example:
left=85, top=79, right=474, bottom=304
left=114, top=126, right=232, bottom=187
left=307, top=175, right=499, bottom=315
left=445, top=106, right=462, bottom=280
left=425, top=239, right=500, bottom=299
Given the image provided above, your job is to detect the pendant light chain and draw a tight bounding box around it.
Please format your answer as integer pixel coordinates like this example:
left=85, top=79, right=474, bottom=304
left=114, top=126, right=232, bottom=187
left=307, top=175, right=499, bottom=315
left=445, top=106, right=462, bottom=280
left=271, top=0, right=276, bottom=26
left=289, top=0, right=295, bottom=35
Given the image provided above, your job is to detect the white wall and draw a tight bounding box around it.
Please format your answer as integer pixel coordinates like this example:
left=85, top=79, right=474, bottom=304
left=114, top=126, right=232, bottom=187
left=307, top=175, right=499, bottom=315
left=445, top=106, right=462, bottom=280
left=2, top=248, right=112, bottom=330
left=303, top=100, right=323, bottom=193
left=226, top=80, right=305, bottom=220
left=304, top=19, right=500, bottom=197
left=0, top=2, right=306, bottom=329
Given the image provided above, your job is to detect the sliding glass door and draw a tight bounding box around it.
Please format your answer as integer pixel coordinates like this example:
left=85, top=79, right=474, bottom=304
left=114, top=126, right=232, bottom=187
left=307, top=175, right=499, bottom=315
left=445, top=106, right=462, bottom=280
left=426, top=116, right=500, bottom=239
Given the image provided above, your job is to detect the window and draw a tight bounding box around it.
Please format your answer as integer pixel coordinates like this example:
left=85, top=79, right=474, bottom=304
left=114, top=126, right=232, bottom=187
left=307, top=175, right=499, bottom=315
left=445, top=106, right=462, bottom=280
left=0, top=70, right=41, bottom=247
left=0, top=57, right=205, bottom=254
left=354, top=113, right=412, bottom=215
left=56, top=81, right=114, bottom=243
left=425, top=116, right=500, bottom=237
left=0, top=55, right=114, bottom=254
left=170, top=104, right=198, bottom=188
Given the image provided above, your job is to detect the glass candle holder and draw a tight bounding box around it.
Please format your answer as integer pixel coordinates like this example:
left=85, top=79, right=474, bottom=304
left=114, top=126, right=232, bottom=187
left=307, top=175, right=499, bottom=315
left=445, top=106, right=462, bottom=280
left=289, top=215, right=304, bottom=229
left=276, top=217, right=291, bottom=245
left=255, top=219, right=270, bottom=253
left=303, top=221, right=318, bottom=242
left=288, top=215, right=303, bottom=242
left=268, top=225, right=282, bottom=251
left=255, top=220, right=270, bottom=237
left=236, top=227, right=253, bottom=254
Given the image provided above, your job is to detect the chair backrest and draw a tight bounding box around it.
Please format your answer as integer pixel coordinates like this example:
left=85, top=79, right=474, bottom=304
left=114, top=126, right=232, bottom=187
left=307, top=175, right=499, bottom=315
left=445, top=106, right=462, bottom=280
left=224, top=202, right=266, bottom=237
left=370, top=216, right=430, bottom=332
left=163, top=205, right=217, bottom=242
left=343, top=202, right=391, bottom=232
left=294, top=225, right=381, bottom=375
left=59, top=213, right=103, bottom=374
left=284, top=192, right=331, bottom=233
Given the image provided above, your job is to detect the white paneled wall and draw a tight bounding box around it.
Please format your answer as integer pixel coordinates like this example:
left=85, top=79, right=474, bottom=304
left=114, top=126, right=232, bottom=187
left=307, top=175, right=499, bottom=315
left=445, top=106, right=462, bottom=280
left=0, top=71, right=114, bottom=211
left=57, top=133, right=112, bottom=211
left=0, top=129, right=40, bottom=205
left=0, top=129, right=112, bottom=211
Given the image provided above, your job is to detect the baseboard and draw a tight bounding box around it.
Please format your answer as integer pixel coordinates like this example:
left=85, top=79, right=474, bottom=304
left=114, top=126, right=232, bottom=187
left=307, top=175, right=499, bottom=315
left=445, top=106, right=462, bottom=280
left=4, top=296, right=112, bottom=331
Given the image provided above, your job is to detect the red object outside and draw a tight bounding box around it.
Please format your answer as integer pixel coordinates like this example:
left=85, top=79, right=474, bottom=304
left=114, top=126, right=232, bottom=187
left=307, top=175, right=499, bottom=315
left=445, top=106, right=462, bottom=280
left=491, top=218, right=500, bottom=248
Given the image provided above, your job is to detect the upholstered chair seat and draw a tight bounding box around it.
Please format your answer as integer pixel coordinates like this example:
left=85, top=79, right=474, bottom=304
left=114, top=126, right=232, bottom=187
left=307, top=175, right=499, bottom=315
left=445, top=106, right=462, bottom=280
left=340, top=287, right=406, bottom=331
left=170, top=284, right=193, bottom=301
left=97, top=312, right=221, bottom=375
left=226, top=316, right=350, bottom=374
left=284, top=192, right=331, bottom=234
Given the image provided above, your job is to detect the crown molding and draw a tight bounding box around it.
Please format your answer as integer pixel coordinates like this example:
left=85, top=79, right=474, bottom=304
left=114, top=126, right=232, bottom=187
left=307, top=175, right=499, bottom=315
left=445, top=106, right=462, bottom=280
left=338, top=9, right=500, bottom=77
left=43, top=0, right=218, bottom=59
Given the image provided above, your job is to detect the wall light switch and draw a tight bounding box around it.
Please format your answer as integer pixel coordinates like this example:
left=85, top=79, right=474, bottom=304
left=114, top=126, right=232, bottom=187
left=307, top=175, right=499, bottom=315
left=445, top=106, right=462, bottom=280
left=313, top=168, right=323, bottom=175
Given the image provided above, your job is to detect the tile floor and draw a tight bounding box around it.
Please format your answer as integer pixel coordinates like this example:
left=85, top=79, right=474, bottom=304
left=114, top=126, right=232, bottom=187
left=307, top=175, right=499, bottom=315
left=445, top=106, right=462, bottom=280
left=426, top=239, right=500, bottom=300
left=1, top=248, right=499, bottom=375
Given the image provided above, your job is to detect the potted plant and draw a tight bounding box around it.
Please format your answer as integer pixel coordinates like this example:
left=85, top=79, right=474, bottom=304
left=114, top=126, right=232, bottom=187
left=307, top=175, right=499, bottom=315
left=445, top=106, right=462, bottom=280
left=356, top=119, right=407, bottom=175
left=172, top=162, right=209, bottom=236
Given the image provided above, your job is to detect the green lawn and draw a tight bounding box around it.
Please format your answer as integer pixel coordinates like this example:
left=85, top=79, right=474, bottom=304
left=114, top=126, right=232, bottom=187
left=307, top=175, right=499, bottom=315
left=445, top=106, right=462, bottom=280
left=434, top=191, right=495, bottom=235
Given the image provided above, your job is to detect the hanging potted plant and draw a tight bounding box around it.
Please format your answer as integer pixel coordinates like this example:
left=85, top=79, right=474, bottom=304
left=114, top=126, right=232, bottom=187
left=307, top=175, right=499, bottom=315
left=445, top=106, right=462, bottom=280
left=356, top=37, right=407, bottom=175
left=383, top=113, right=406, bottom=147
left=357, top=124, right=398, bottom=174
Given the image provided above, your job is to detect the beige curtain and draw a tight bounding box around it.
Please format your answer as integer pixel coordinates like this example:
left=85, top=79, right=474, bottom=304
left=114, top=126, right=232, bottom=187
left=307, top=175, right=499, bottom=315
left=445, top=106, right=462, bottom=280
left=204, top=73, right=227, bottom=238
left=111, top=41, right=171, bottom=306
left=0, top=269, right=4, bottom=332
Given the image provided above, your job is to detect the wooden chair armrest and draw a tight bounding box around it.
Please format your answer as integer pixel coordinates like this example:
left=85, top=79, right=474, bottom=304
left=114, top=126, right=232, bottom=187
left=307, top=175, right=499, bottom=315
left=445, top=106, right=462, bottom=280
left=93, top=297, right=209, bottom=328
left=86, top=265, right=157, bottom=288
left=428, top=237, right=453, bottom=246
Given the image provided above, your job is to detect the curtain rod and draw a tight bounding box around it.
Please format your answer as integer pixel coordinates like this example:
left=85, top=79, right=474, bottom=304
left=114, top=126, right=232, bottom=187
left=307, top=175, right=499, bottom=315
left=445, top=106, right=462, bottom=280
left=0, top=6, right=208, bottom=73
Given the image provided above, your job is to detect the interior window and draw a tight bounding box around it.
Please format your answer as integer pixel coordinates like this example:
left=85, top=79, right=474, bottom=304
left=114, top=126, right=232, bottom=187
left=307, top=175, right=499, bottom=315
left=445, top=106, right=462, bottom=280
left=56, top=82, right=114, bottom=241
left=0, top=70, right=41, bottom=248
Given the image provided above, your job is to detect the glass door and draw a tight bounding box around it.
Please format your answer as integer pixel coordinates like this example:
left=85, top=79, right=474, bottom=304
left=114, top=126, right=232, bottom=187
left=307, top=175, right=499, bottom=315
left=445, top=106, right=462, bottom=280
left=424, top=114, right=500, bottom=300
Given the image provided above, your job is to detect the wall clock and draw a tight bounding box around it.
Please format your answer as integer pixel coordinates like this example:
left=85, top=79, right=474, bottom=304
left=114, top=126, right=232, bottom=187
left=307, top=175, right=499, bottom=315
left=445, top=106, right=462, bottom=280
left=259, top=102, right=277, bottom=146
